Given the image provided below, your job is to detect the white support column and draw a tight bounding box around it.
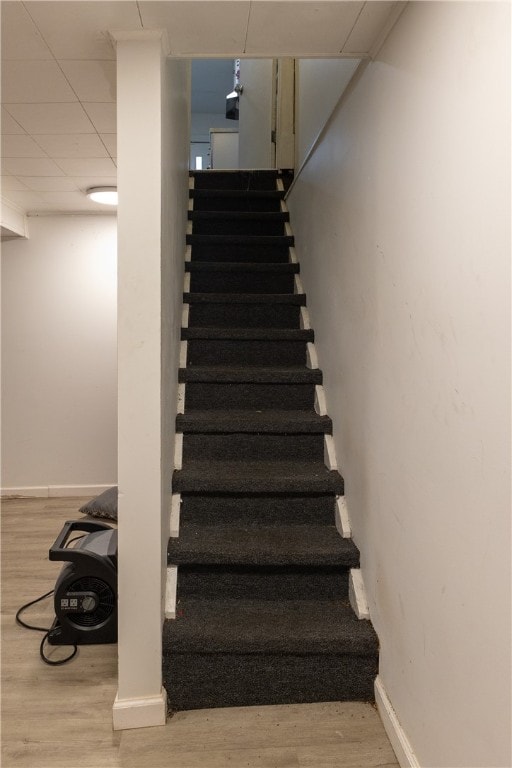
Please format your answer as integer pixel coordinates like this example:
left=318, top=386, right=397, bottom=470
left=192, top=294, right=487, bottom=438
left=113, top=30, right=168, bottom=731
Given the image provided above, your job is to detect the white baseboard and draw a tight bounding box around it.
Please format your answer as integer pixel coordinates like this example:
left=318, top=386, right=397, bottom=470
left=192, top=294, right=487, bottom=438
left=112, top=689, right=167, bottom=731
left=375, top=677, right=420, bottom=768
left=1, top=484, right=114, bottom=498
left=348, top=568, right=370, bottom=620
left=164, top=566, right=178, bottom=619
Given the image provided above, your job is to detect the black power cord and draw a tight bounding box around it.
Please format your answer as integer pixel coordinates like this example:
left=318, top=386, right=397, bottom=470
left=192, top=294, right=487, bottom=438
left=15, top=534, right=85, bottom=665
left=15, top=590, right=78, bottom=665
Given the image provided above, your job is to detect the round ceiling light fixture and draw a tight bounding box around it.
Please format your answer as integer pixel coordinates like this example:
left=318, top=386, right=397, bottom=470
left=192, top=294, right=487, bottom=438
left=86, top=187, right=118, bottom=206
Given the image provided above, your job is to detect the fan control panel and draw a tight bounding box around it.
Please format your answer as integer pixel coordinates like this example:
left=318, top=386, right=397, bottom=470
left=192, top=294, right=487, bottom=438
left=60, top=592, right=98, bottom=613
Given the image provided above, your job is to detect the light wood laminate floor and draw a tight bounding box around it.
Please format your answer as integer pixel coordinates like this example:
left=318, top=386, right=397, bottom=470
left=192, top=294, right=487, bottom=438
left=1, top=497, right=399, bottom=768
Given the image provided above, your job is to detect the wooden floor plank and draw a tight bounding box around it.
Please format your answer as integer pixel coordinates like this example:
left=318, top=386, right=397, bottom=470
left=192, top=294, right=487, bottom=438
left=1, top=497, right=399, bottom=768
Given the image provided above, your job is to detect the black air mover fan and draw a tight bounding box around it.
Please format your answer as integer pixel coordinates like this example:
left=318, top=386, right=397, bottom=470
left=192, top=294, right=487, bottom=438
left=47, top=520, right=117, bottom=646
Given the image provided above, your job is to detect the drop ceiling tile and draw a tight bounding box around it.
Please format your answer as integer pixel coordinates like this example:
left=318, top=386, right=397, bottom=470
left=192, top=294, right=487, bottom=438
left=2, top=190, right=46, bottom=208
left=2, top=134, right=48, bottom=159
left=1, top=108, right=26, bottom=135
left=2, top=157, right=65, bottom=177
left=25, top=1, right=141, bottom=60
left=82, top=103, right=116, bottom=133
left=1, top=60, right=77, bottom=103
left=4, top=103, right=96, bottom=134
left=71, top=176, right=117, bottom=193
left=1, top=176, right=30, bottom=192
left=38, top=190, right=91, bottom=204
left=342, top=1, right=397, bottom=55
left=245, top=2, right=364, bottom=55
left=54, top=158, right=117, bottom=177
left=32, top=134, right=109, bottom=159
left=1, top=1, right=53, bottom=60
left=140, top=1, right=251, bottom=56
left=2, top=107, right=25, bottom=136
left=59, top=61, right=117, bottom=103
left=99, top=134, right=117, bottom=158
left=21, top=177, right=79, bottom=192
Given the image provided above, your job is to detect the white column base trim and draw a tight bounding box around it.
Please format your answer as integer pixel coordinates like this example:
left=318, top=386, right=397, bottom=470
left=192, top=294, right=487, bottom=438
left=324, top=434, right=338, bottom=470
left=179, top=340, right=187, bottom=368
left=349, top=568, right=370, bottom=619
left=374, top=677, right=420, bottom=768
left=173, top=433, right=183, bottom=470
left=288, top=246, right=298, bottom=264
left=177, top=383, right=185, bottom=414
left=306, top=342, right=318, bottom=369
left=335, top=496, right=351, bottom=538
left=299, top=306, right=311, bottom=330
left=164, top=566, right=178, bottom=619
left=314, top=385, right=327, bottom=415
left=1, top=484, right=114, bottom=498
left=170, top=493, right=181, bottom=537
left=112, top=689, right=167, bottom=731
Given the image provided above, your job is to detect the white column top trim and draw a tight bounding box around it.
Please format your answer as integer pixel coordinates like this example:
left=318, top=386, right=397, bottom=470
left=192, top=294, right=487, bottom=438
left=109, top=29, right=170, bottom=55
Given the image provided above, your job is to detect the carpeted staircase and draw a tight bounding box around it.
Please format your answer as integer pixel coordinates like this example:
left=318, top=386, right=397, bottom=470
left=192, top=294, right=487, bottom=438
left=162, top=169, right=379, bottom=711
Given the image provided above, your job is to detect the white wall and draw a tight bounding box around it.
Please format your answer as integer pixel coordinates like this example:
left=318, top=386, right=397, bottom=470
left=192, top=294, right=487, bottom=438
left=296, top=58, right=359, bottom=168
left=161, top=53, right=190, bottom=579
left=114, top=32, right=190, bottom=730
left=191, top=111, right=235, bottom=142
left=288, top=4, right=511, bottom=767
left=1, top=215, right=117, bottom=493
left=238, top=59, right=273, bottom=168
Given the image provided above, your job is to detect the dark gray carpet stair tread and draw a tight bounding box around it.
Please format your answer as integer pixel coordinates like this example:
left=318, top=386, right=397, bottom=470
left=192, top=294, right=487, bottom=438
left=164, top=599, right=378, bottom=655
left=179, top=494, right=336, bottom=527
left=185, top=260, right=298, bottom=273
left=184, top=293, right=306, bottom=305
left=178, top=366, right=322, bottom=383
left=190, top=170, right=278, bottom=191
left=189, top=211, right=289, bottom=222
left=173, top=461, right=344, bottom=494
left=176, top=410, right=332, bottom=434
left=187, top=234, right=294, bottom=246
left=168, top=525, right=358, bottom=567
left=190, top=189, right=285, bottom=199
left=182, top=327, right=313, bottom=341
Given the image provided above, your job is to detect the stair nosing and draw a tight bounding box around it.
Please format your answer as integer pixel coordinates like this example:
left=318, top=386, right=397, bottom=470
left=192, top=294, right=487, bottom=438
left=178, top=367, right=322, bottom=383
left=183, top=293, right=306, bottom=305
left=163, top=598, right=378, bottom=656
left=185, top=261, right=298, bottom=273
left=182, top=327, right=313, bottom=341
left=173, top=462, right=344, bottom=495
left=176, top=411, right=332, bottom=434
left=189, top=211, right=289, bottom=221
left=186, top=235, right=294, bottom=246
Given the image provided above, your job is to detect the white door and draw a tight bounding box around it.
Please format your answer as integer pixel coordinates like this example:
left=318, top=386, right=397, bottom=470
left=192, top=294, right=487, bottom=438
left=238, top=59, right=274, bottom=169
left=210, top=130, right=239, bottom=169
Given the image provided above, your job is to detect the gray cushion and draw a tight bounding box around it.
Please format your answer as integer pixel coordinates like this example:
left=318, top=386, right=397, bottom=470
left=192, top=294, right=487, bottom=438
left=79, top=486, right=118, bottom=521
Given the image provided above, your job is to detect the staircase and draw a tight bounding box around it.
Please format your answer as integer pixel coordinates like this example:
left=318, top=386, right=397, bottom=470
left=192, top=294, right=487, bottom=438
left=163, top=169, right=379, bottom=711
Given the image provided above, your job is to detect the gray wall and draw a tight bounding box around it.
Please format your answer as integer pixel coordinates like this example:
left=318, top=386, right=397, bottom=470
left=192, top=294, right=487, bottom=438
left=288, top=3, right=511, bottom=766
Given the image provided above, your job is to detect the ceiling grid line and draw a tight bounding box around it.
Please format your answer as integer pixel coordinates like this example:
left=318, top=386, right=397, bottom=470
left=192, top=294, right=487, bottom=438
left=2, top=1, right=401, bottom=215
left=243, top=1, right=253, bottom=55
left=339, top=1, right=367, bottom=54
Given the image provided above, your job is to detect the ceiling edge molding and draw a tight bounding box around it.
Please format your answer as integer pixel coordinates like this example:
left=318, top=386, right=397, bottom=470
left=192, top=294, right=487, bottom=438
left=368, top=1, right=409, bottom=60
left=1, top=197, right=28, bottom=239
left=109, top=28, right=170, bottom=56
